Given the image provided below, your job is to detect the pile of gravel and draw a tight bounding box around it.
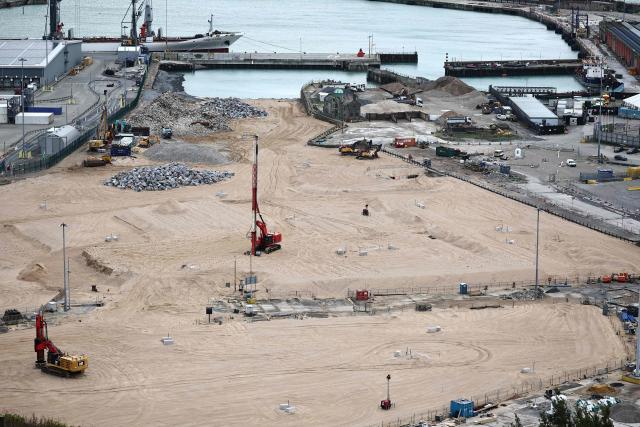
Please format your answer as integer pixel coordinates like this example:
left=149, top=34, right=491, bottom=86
left=128, top=93, right=267, bottom=136
left=105, top=163, right=233, bottom=191
left=144, top=141, right=228, bottom=165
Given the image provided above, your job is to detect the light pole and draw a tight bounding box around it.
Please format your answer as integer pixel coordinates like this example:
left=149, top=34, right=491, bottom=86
left=60, top=223, right=70, bottom=311
left=535, top=208, right=540, bottom=295
left=18, top=57, right=27, bottom=153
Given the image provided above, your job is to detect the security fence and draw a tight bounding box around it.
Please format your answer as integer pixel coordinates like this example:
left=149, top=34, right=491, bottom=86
left=5, top=66, right=148, bottom=177
left=362, top=358, right=630, bottom=427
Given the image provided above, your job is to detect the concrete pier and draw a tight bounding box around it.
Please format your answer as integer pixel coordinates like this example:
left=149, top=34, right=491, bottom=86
left=444, top=59, right=583, bottom=77
left=172, top=52, right=417, bottom=71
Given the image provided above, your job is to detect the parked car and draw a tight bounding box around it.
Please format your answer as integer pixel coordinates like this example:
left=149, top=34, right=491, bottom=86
left=627, top=147, right=639, bottom=155
left=613, top=146, right=626, bottom=153
left=496, top=114, right=507, bottom=121
left=614, top=154, right=628, bottom=161
left=566, top=159, right=577, bottom=167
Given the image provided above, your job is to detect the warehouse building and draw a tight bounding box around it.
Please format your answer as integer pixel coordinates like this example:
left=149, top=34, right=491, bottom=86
left=0, top=39, right=82, bottom=89
left=600, top=20, right=640, bottom=75
left=509, top=96, right=559, bottom=126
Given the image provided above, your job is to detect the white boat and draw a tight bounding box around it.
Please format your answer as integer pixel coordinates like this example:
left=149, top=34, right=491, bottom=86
left=143, top=32, right=243, bottom=53
left=126, top=1, right=242, bottom=53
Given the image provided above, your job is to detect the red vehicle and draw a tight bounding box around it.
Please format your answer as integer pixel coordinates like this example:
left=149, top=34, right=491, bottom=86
left=394, top=137, right=416, bottom=148
left=248, top=135, right=282, bottom=255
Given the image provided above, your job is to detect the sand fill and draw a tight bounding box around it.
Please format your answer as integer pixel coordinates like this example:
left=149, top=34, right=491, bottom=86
left=0, top=100, right=636, bottom=426
left=0, top=304, right=627, bottom=426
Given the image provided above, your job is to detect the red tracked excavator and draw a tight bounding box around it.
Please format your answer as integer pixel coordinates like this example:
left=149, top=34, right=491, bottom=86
left=247, top=135, right=282, bottom=255
left=34, top=312, right=88, bottom=377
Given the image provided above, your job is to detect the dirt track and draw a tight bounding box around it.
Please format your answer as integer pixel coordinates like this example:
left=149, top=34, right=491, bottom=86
left=0, top=100, right=637, bottom=425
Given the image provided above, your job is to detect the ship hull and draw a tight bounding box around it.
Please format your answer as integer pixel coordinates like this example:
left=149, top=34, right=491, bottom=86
left=143, top=33, right=242, bottom=52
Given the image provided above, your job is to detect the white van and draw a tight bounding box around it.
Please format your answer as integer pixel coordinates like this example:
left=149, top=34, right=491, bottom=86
left=493, top=149, right=504, bottom=158
left=567, top=159, right=577, bottom=167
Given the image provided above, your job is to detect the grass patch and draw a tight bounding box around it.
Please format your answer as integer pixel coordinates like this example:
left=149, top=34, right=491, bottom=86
left=1, top=413, right=70, bottom=427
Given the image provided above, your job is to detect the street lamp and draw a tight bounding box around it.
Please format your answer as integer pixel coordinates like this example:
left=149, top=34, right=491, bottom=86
left=535, top=208, right=541, bottom=295
left=18, top=57, right=27, bottom=153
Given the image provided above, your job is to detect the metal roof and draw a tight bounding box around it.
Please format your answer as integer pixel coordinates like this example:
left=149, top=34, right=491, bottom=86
left=509, top=96, right=558, bottom=120
left=623, top=93, right=640, bottom=109
left=0, top=39, right=78, bottom=68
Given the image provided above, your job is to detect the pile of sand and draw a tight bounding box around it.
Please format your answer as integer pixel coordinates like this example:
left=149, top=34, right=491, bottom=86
left=429, top=76, right=476, bottom=96
left=17, top=263, right=47, bottom=283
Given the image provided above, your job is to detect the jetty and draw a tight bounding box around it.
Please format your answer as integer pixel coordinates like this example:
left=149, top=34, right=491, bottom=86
left=444, top=59, right=582, bottom=77
left=166, top=52, right=417, bottom=71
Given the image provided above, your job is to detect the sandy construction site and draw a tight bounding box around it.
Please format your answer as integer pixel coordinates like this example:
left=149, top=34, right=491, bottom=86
left=0, top=100, right=638, bottom=425
left=0, top=303, right=629, bottom=426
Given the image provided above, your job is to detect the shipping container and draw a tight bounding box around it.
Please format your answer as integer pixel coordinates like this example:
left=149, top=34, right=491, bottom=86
left=15, top=112, right=54, bottom=125
left=436, top=146, right=469, bottom=159
left=26, top=106, right=63, bottom=115
left=394, top=137, right=416, bottom=147
left=111, top=145, right=132, bottom=157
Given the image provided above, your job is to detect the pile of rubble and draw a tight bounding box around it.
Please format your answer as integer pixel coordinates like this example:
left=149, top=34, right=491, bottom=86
left=128, top=93, right=267, bottom=136
left=501, top=288, right=545, bottom=301
left=105, top=163, right=234, bottom=191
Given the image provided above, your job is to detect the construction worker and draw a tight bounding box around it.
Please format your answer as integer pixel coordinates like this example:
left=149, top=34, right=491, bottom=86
left=362, top=204, right=369, bottom=216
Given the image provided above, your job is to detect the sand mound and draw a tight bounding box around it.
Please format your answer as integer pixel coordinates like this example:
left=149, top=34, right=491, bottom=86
left=588, top=383, right=617, bottom=395
left=17, top=263, right=47, bottom=282
left=430, top=76, right=476, bottom=96
left=82, top=250, right=113, bottom=275
left=154, top=199, right=187, bottom=215
left=144, top=141, right=228, bottom=165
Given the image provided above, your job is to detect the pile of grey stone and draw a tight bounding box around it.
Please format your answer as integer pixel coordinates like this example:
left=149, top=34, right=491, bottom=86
left=105, top=163, right=234, bottom=191
left=501, top=288, right=544, bottom=301
left=128, top=93, right=267, bottom=136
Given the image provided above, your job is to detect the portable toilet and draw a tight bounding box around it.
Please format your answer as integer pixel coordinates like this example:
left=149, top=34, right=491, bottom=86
left=459, top=283, right=468, bottom=295
left=450, top=399, right=474, bottom=418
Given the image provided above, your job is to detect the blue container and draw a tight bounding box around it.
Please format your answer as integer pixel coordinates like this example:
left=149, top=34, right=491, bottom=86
left=597, top=169, right=614, bottom=179
left=26, top=106, right=63, bottom=115
left=110, top=145, right=131, bottom=157
left=450, top=399, right=474, bottom=418
left=459, top=283, right=468, bottom=295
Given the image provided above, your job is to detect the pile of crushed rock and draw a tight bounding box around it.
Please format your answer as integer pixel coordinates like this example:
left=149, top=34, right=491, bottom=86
left=105, top=163, right=233, bottom=191
left=128, top=93, right=267, bottom=136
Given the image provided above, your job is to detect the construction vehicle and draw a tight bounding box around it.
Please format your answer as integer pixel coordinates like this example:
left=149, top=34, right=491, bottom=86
left=161, top=126, right=173, bottom=139
left=137, top=135, right=159, bottom=148
left=356, top=144, right=381, bottom=160
left=83, top=154, right=112, bottom=167
left=247, top=135, right=282, bottom=255
left=394, top=137, right=416, bottom=148
left=338, top=139, right=381, bottom=159
left=381, top=374, right=392, bottom=410
left=88, top=102, right=114, bottom=152
left=34, top=312, right=88, bottom=377
left=339, top=138, right=373, bottom=156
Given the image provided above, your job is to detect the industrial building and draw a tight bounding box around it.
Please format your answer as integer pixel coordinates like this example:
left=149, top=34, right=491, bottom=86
left=509, top=96, right=560, bottom=126
left=600, top=20, right=640, bottom=75
left=0, top=39, right=82, bottom=89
